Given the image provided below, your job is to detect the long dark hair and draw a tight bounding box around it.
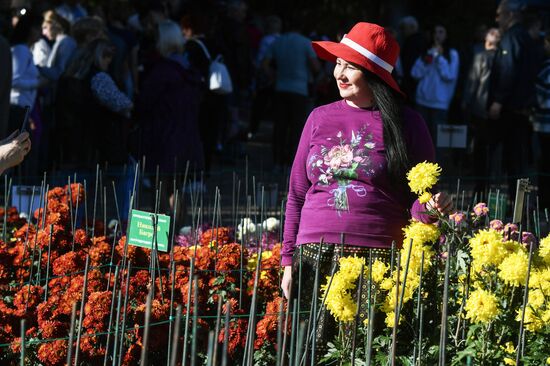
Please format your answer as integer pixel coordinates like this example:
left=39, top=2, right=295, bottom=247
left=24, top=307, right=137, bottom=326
left=64, top=38, right=114, bottom=79
left=363, top=70, right=410, bottom=186
left=428, top=23, right=452, bottom=62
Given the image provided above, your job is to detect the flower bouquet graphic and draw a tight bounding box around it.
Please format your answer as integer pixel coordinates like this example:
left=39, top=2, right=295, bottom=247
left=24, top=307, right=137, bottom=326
left=311, top=127, right=375, bottom=213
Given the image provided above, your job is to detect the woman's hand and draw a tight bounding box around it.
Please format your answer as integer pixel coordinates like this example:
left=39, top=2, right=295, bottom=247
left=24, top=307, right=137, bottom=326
left=281, top=266, right=292, bottom=300
left=426, top=192, right=453, bottom=216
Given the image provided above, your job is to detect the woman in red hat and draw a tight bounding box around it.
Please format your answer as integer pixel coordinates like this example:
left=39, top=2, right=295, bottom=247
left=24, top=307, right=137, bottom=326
left=280, top=22, right=452, bottom=361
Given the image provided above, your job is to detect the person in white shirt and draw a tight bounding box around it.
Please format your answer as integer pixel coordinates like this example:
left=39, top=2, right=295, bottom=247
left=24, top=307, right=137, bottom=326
left=10, top=14, right=41, bottom=106
left=32, top=36, right=52, bottom=67
left=9, top=13, right=42, bottom=132
left=38, top=10, right=77, bottom=82
left=411, top=24, right=459, bottom=140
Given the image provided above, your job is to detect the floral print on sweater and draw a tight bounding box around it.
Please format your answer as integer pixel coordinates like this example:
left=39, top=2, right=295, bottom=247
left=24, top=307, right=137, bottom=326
left=308, top=124, right=376, bottom=213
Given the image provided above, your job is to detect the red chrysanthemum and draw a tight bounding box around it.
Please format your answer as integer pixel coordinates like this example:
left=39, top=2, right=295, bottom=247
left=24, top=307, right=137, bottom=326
left=13, top=284, right=43, bottom=312
left=218, top=318, right=248, bottom=357
left=89, top=236, right=111, bottom=266
left=65, top=183, right=85, bottom=206
left=52, top=251, right=82, bottom=276
left=215, top=243, right=246, bottom=272
left=83, top=291, right=111, bottom=331
left=254, top=296, right=287, bottom=349
left=37, top=339, right=67, bottom=366
left=200, top=227, right=232, bottom=247
left=39, top=320, right=67, bottom=339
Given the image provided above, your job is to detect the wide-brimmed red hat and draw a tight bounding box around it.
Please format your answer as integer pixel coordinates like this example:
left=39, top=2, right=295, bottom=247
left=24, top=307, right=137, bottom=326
left=312, top=22, right=403, bottom=95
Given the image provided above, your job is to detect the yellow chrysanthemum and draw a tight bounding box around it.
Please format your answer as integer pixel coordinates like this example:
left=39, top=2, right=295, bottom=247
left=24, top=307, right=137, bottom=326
left=546, top=356, right=550, bottom=364
left=498, top=251, right=529, bottom=287
left=401, top=279, right=419, bottom=304
left=259, top=270, right=269, bottom=280
left=401, top=242, right=435, bottom=275
left=406, top=161, right=442, bottom=195
left=321, top=275, right=353, bottom=322
left=518, top=306, right=544, bottom=333
left=418, top=192, right=432, bottom=204
left=247, top=250, right=273, bottom=271
left=370, top=259, right=389, bottom=284
left=377, top=220, right=439, bottom=325
left=516, top=307, right=550, bottom=333
left=529, top=289, right=545, bottom=309
left=380, top=271, right=421, bottom=320
left=384, top=311, right=403, bottom=328
left=329, top=294, right=357, bottom=323
left=339, top=256, right=365, bottom=282
left=380, top=294, right=395, bottom=314
left=539, top=234, right=550, bottom=264
left=500, top=240, right=526, bottom=258
left=469, top=229, right=506, bottom=268
left=465, top=289, right=499, bottom=324
left=404, top=220, right=441, bottom=245
left=529, top=268, right=550, bottom=292
left=321, top=256, right=365, bottom=323
left=401, top=221, right=438, bottom=275
left=247, top=253, right=258, bottom=272
left=504, top=357, right=516, bottom=365
left=380, top=277, right=394, bottom=292
left=501, top=341, right=515, bottom=354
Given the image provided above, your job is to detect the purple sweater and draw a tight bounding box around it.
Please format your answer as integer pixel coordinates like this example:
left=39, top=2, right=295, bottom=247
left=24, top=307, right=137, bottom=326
left=282, top=100, right=435, bottom=266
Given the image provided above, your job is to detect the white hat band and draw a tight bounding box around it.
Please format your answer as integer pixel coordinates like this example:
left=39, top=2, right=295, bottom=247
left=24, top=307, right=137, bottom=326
left=340, top=36, right=393, bottom=73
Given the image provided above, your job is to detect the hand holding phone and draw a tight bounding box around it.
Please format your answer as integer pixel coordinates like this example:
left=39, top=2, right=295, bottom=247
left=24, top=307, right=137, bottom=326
left=0, top=130, right=31, bottom=174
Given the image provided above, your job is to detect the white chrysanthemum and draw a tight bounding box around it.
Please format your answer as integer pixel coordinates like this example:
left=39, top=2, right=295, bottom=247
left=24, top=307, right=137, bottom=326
left=262, top=217, right=280, bottom=232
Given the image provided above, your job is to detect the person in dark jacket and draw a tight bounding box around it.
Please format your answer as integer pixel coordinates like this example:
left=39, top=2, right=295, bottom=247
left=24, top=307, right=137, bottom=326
left=488, top=0, right=542, bottom=197
left=531, top=34, right=550, bottom=209
left=398, top=16, right=427, bottom=102
left=463, top=28, right=501, bottom=193
left=0, top=35, right=11, bottom=137
left=56, top=38, right=132, bottom=168
left=181, top=12, right=228, bottom=176
left=136, top=20, right=204, bottom=176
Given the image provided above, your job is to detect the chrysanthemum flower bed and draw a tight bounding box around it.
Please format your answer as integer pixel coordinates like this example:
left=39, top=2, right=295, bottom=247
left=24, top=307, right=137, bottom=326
left=0, top=184, right=286, bottom=365
left=315, top=163, right=550, bottom=365
left=319, top=214, right=550, bottom=365
left=0, top=164, right=548, bottom=365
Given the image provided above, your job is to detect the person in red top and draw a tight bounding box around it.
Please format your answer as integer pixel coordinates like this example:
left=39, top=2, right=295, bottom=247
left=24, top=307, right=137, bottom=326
left=279, top=22, right=453, bottom=362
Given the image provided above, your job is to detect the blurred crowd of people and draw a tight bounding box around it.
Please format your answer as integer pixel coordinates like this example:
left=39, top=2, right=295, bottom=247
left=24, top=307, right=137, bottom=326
left=0, top=0, right=549, bottom=205
left=396, top=1, right=548, bottom=205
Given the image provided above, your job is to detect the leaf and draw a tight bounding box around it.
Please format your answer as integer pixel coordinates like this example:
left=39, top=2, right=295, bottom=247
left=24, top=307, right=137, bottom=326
left=337, top=169, right=358, bottom=180
left=397, top=355, right=415, bottom=366
left=213, top=276, right=225, bottom=286
left=456, top=250, right=468, bottom=274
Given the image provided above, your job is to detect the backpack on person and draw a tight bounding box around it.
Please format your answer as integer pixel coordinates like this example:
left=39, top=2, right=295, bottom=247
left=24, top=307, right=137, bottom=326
left=191, top=38, right=233, bottom=95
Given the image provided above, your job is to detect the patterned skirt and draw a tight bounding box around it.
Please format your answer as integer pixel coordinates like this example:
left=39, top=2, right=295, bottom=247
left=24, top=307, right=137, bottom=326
left=290, top=243, right=392, bottom=365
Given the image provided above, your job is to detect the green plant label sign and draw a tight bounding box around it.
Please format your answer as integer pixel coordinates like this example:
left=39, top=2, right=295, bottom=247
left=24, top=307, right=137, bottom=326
left=127, top=209, right=170, bottom=252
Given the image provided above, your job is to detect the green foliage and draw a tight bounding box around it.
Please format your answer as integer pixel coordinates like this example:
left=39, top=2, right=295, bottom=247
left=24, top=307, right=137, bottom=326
left=253, top=341, right=277, bottom=366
